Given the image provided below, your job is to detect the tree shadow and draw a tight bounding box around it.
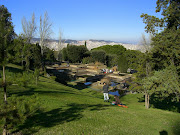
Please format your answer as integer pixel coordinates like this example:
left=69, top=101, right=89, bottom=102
left=137, top=94, right=180, bottom=113
left=67, top=82, right=90, bottom=90
left=86, top=74, right=105, bottom=82
left=159, top=120, right=180, bottom=135
left=159, top=130, right=168, bottom=135
left=172, top=120, right=180, bottom=135
left=16, top=103, right=110, bottom=134
left=150, top=93, right=180, bottom=113
left=8, top=86, right=80, bottom=97
left=6, top=65, right=23, bottom=73
left=47, top=68, right=72, bottom=85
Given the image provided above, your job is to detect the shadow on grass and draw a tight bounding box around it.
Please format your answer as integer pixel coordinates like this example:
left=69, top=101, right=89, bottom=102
left=16, top=103, right=109, bottom=135
left=159, top=120, right=180, bottom=135
left=8, top=86, right=78, bottom=97
left=173, top=120, right=180, bottom=135
left=137, top=94, right=180, bottom=113
left=67, top=82, right=90, bottom=90
left=159, top=130, right=168, bottom=135
left=5, top=65, right=23, bottom=73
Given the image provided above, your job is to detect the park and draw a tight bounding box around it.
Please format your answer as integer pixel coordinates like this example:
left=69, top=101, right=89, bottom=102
left=0, top=1, right=180, bottom=135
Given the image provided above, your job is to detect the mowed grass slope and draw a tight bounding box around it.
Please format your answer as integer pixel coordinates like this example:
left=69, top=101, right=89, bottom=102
left=1, top=65, right=180, bottom=135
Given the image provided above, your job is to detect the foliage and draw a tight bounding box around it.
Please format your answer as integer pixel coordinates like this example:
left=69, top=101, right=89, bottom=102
left=0, top=94, right=40, bottom=133
left=150, top=29, right=180, bottom=75
left=13, top=38, right=42, bottom=70
left=124, top=50, right=145, bottom=70
left=91, top=50, right=106, bottom=64
left=62, top=45, right=88, bottom=63
left=82, top=56, right=94, bottom=64
left=142, top=65, right=180, bottom=112
left=117, top=55, right=128, bottom=73
left=62, top=48, right=68, bottom=61
left=142, top=65, right=180, bottom=100
left=92, top=45, right=126, bottom=56
left=0, top=70, right=35, bottom=87
left=34, top=68, right=40, bottom=85
left=139, top=0, right=180, bottom=109
left=43, top=47, right=56, bottom=62
left=106, top=54, right=118, bottom=67
left=141, top=0, right=180, bottom=34
left=0, top=5, right=15, bottom=65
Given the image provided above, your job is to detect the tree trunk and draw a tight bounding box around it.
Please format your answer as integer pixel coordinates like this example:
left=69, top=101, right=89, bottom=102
left=145, top=93, right=147, bottom=108
left=147, top=94, right=150, bottom=109
left=145, top=93, right=150, bottom=109
left=2, top=66, right=7, bottom=135
left=3, top=66, right=7, bottom=103
left=3, top=126, right=7, bottom=135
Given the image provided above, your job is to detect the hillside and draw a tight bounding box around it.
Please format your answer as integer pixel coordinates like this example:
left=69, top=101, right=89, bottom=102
left=0, top=64, right=179, bottom=135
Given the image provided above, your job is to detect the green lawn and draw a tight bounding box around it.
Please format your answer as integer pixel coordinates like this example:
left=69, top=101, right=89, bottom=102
left=0, top=65, right=180, bottom=135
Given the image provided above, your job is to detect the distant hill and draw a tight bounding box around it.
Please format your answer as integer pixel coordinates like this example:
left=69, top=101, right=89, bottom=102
left=31, top=38, right=145, bottom=52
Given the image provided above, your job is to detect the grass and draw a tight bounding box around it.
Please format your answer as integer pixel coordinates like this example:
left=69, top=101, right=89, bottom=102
left=0, top=64, right=180, bottom=135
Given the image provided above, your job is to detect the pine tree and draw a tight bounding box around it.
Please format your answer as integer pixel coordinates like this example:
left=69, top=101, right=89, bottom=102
left=0, top=5, right=15, bottom=135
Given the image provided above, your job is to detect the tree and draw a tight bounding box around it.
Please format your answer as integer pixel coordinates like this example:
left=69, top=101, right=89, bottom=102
left=124, top=50, right=145, bottom=70
left=140, top=0, right=180, bottom=109
left=150, top=29, right=180, bottom=74
left=141, top=0, right=180, bottom=34
left=91, top=50, right=106, bottom=64
left=13, top=37, right=42, bottom=70
left=84, top=41, right=87, bottom=47
left=0, top=5, right=15, bottom=135
left=106, top=54, right=118, bottom=67
left=66, top=45, right=88, bottom=63
left=117, top=55, right=128, bottom=73
left=140, top=33, right=153, bottom=52
left=142, top=65, right=180, bottom=110
left=56, top=28, right=64, bottom=61
left=0, top=5, right=15, bottom=102
left=39, top=11, right=52, bottom=70
left=21, top=12, right=36, bottom=43
left=62, top=47, right=68, bottom=61
left=57, top=28, right=63, bottom=51
left=92, top=45, right=126, bottom=56
left=13, top=35, right=26, bottom=67
left=141, top=0, right=180, bottom=75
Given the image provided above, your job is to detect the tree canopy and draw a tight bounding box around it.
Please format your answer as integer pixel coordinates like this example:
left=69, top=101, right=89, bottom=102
left=0, top=5, right=15, bottom=65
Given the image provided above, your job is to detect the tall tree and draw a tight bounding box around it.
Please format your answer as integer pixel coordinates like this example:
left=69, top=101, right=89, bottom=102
left=140, top=0, right=180, bottom=109
left=0, top=5, right=15, bottom=102
left=39, top=11, right=52, bottom=71
left=21, top=12, right=36, bottom=43
left=57, top=28, right=63, bottom=61
left=0, top=5, right=15, bottom=135
left=141, top=0, right=180, bottom=34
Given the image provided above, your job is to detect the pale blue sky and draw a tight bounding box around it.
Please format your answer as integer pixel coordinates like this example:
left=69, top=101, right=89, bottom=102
left=1, top=0, right=161, bottom=44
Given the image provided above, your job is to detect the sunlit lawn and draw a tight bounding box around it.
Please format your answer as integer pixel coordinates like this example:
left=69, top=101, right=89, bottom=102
left=0, top=64, right=180, bottom=135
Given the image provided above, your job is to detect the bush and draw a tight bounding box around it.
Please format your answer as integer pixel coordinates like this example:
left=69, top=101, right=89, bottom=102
left=91, top=50, right=106, bottom=64
left=82, top=57, right=94, bottom=64
left=106, top=54, right=118, bottom=67
left=0, top=94, right=40, bottom=134
left=117, top=55, right=128, bottom=73
left=62, top=45, right=88, bottom=63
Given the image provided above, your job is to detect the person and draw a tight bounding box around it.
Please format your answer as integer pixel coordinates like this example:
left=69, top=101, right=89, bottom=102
left=103, top=82, right=109, bottom=102
left=114, top=95, right=121, bottom=105
left=109, top=90, right=121, bottom=105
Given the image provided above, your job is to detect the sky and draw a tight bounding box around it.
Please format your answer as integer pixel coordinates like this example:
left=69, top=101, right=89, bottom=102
left=1, top=0, right=161, bottom=44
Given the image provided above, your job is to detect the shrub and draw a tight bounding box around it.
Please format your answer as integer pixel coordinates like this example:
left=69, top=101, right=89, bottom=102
left=82, top=57, right=94, bottom=64
left=117, top=55, right=128, bottom=73
left=91, top=50, right=106, bottom=64
left=0, top=94, right=40, bottom=134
